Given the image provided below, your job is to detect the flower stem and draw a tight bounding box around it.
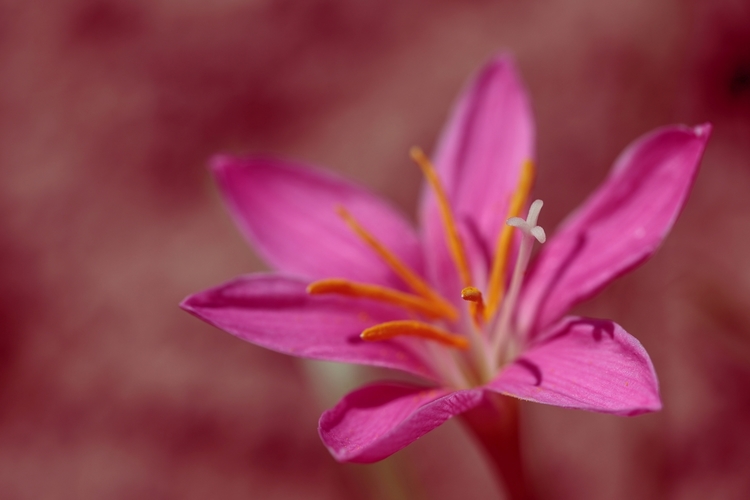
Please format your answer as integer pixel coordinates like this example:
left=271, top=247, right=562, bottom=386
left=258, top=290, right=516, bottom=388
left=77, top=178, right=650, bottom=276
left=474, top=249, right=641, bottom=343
left=460, top=393, right=535, bottom=500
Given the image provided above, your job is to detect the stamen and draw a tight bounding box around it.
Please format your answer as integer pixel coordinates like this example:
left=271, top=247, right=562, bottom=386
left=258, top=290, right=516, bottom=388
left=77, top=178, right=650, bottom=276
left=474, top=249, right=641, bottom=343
left=336, top=207, right=458, bottom=318
left=461, top=286, right=486, bottom=328
left=485, top=160, right=535, bottom=320
left=307, top=279, right=457, bottom=319
left=410, top=147, right=472, bottom=289
left=361, top=320, right=469, bottom=349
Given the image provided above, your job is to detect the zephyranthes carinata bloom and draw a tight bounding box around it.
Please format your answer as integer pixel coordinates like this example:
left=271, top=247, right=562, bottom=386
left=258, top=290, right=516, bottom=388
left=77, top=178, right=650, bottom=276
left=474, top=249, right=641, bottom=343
left=181, top=54, right=710, bottom=463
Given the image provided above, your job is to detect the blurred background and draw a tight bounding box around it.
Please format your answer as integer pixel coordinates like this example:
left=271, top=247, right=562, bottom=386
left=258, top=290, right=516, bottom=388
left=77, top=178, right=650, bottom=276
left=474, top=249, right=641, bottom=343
left=1, top=0, right=749, bottom=498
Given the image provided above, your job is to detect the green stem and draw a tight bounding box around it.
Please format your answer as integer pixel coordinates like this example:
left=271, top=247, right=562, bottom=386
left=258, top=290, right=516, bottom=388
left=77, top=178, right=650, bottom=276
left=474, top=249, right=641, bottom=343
left=460, top=394, right=535, bottom=500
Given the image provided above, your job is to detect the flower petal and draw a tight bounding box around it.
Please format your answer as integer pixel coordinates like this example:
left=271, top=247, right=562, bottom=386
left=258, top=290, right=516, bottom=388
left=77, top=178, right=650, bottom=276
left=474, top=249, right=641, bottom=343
left=319, top=382, right=483, bottom=463
left=212, top=155, right=423, bottom=288
left=518, top=124, right=711, bottom=334
left=488, top=317, right=661, bottom=415
left=180, top=274, right=436, bottom=379
left=420, top=54, right=535, bottom=296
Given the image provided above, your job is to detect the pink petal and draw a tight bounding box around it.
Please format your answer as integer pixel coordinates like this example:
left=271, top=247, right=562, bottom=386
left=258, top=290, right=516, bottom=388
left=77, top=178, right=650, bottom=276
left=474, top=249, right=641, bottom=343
left=488, top=317, right=661, bottom=416
left=212, top=155, right=423, bottom=288
left=180, top=274, right=436, bottom=380
left=518, top=124, right=711, bottom=334
left=419, top=54, right=535, bottom=297
left=319, top=382, right=483, bottom=463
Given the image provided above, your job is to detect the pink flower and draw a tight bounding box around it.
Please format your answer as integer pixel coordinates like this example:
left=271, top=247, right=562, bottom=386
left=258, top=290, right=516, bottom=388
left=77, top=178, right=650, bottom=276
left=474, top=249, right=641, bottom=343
left=181, top=55, right=710, bottom=463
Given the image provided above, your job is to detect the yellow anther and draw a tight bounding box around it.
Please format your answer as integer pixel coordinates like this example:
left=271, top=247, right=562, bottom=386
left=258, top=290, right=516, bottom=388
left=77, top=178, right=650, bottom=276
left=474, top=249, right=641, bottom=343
left=361, top=320, right=469, bottom=349
left=461, top=286, right=486, bottom=329
left=307, top=279, right=456, bottom=319
left=336, top=207, right=458, bottom=319
left=485, top=159, right=535, bottom=320
left=410, top=147, right=472, bottom=289
left=461, top=286, right=484, bottom=303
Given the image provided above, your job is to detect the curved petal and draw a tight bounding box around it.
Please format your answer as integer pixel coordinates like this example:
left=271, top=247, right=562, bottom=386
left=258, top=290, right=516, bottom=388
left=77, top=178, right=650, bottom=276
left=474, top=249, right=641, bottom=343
left=419, top=54, right=535, bottom=297
left=212, top=155, right=423, bottom=288
left=488, top=317, right=661, bottom=416
left=518, top=124, right=711, bottom=334
left=180, top=274, right=436, bottom=380
left=319, top=382, right=483, bottom=463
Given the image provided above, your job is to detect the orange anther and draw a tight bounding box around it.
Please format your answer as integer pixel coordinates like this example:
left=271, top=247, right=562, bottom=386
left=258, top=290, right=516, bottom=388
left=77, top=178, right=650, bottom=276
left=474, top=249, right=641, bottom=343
left=361, top=320, right=469, bottom=349
left=307, top=279, right=456, bottom=319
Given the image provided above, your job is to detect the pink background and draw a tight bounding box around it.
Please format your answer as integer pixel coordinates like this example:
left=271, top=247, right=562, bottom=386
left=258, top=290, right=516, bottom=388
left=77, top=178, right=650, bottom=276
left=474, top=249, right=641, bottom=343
left=1, top=0, right=749, bottom=498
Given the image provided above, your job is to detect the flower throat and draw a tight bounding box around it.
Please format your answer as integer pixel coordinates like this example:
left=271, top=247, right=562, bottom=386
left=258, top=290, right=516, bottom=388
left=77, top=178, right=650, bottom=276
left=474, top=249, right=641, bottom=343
left=306, top=149, right=546, bottom=384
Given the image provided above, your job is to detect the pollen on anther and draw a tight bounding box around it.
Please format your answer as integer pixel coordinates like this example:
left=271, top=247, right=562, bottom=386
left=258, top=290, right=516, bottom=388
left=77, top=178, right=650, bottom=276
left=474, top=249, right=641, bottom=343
left=461, top=286, right=486, bottom=326
left=361, top=320, right=469, bottom=349
left=461, top=287, right=483, bottom=303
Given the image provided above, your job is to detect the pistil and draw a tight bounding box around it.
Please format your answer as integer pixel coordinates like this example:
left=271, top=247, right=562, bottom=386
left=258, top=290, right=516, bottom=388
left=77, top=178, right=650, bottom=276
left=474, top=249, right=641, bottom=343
left=490, top=200, right=546, bottom=363
left=315, top=150, right=545, bottom=388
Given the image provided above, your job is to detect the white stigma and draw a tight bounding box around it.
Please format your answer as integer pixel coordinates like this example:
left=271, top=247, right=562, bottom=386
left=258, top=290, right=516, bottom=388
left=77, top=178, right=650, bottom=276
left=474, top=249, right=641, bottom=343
left=506, top=199, right=546, bottom=243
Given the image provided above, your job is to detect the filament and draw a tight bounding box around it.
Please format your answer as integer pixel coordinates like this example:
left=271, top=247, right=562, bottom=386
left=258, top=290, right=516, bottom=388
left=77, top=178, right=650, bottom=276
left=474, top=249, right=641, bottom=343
left=336, top=207, right=457, bottom=318
left=410, top=147, right=473, bottom=289
left=361, top=320, right=469, bottom=349
left=485, top=160, right=535, bottom=320
left=307, top=278, right=456, bottom=319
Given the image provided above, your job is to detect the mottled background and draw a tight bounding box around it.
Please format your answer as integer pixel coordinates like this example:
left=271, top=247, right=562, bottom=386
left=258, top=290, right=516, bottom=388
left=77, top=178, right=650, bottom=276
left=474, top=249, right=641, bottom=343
left=1, top=0, right=749, bottom=499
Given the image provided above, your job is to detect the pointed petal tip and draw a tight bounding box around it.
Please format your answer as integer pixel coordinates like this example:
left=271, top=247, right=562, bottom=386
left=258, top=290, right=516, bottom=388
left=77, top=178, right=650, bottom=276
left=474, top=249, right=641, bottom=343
left=209, top=153, right=273, bottom=176
left=692, top=122, right=713, bottom=140
left=178, top=293, right=197, bottom=312
left=636, top=400, right=663, bottom=416
left=179, top=289, right=219, bottom=318
left=619, top=381, right=663, bottom=416
left=620, top=397, right=662, bottom=416
left=482, top=51, right=524, bottom=83
left=318, top=427, right=376, bottom=464
left=662, top=122, right=712, bottom=144
left=464, top=52, right=525, bottom=95
left=208, top=153, right=236, bottom=174
left=487, top=51, right=515, bottom=67
left=645, top=122, right=712, bottom=144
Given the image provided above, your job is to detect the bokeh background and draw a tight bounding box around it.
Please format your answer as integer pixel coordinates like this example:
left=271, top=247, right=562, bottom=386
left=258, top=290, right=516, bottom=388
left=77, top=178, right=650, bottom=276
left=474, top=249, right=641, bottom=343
left=1, top=0, right=749, bottom=498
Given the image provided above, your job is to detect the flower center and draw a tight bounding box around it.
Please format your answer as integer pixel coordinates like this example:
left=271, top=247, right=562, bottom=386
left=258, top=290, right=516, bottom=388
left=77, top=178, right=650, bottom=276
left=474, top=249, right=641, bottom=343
left=306, top=149, right=546, bottom=388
